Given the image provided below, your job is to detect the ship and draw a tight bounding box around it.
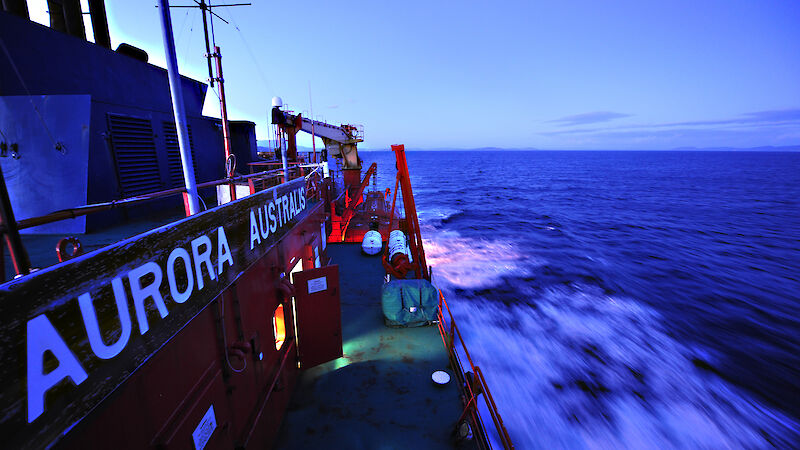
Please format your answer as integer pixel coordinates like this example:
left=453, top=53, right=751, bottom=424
left=0, top=1, right=513, bottom=448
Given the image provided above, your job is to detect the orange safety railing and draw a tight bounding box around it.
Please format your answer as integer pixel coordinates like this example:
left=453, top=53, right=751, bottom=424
left=436, top=289, right=514, bottom=449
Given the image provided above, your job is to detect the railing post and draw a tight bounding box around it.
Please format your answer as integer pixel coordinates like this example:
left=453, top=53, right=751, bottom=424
left=456, top=390, right=477, bottom=425
left=447, top=321, right=455, bottom=357
left=435, top=290, right=515, bottom=449
left=0, top=168, right=30, bottom=278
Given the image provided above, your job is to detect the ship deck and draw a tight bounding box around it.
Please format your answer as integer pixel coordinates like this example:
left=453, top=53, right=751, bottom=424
left=3, top=209, right=184, bottom=280
left=276, top=243, right=470, bottom=449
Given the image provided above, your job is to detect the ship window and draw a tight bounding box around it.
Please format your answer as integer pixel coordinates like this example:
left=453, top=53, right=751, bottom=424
left=273, top=304, right=286, bottom=350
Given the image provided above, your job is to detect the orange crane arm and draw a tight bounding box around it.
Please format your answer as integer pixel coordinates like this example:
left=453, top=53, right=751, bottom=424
left=340, top=163, right=377, bottom=239
left=391, top=145, right=429, bottom=280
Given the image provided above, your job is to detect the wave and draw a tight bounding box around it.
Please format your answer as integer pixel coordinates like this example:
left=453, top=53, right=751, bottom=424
left=374, top=150, right=800, bottom=448
left=444, top=284, right=800, bottom=449
left=423, top=230, right=536, bottom=289
left=417, top=207, right=467, bottom=228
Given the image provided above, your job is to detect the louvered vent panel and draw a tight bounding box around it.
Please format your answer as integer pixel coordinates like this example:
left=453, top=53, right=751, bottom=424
left=162, top=122, right=198, bottom=187
left=108, top=115, right=162, bottom=196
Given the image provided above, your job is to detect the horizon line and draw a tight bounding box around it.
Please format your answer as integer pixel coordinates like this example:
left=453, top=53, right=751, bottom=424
left=256, top=142, right=800, bottom=152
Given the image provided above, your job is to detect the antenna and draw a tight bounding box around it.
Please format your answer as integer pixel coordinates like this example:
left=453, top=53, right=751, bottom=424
left=168, top=1, right=251, bottom=86
left=309, top=82, right=317, bottom=164
left=168, top=0, right=250, bottom=200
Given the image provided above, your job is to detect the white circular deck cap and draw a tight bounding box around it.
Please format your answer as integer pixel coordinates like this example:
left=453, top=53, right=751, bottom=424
left=432, top=370, right=451, bottom=385
left=272, top=96, right=283, bottom=107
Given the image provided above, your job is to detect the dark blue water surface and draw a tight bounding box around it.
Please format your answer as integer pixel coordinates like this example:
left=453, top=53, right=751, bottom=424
left=362, top=150, right=800, bottom=448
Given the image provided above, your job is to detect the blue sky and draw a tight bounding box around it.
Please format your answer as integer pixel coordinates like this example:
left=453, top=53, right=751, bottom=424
left=29, top=1, right=800, bottom=149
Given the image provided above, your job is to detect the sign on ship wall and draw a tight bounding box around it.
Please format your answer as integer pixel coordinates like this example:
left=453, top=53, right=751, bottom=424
left=0, top=178, right=313, bottom=448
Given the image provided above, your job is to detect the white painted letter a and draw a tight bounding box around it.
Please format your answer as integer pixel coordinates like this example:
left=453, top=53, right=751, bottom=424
left=26, top=314, right=88, bottom=423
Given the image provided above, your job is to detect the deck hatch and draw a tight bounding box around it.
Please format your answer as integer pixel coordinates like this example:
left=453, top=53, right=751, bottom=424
left=107, top=114, right=162, bottom=196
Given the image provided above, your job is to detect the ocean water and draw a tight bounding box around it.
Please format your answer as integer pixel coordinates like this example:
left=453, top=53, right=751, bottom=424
left=361, top=150, right=800, bottom=449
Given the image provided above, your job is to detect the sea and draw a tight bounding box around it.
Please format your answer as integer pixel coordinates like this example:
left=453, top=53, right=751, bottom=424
left=360, top=150, right=800, bottom=449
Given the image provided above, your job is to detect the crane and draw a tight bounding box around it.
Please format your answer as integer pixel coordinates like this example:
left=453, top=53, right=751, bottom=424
left=271, top=99, right=364, bottom=189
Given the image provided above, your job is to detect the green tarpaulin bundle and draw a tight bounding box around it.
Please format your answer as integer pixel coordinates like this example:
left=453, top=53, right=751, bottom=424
left=381, top=279, right=439, bottom=327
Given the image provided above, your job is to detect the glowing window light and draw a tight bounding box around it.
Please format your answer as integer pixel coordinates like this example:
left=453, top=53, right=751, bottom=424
left=273, top=304, right=286, bottom=350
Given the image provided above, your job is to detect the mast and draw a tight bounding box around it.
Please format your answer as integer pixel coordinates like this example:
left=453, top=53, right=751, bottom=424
left=309, top=82, right=316, bottom=163
left=171, top=0, right=250, bottom=201
left=158, top=0, right=200, bottom=215
left=210, top=45, right=236, bottom=200
left=198, top=0, right=215, bottom=87
left=200, top=1, right=249, bottom=201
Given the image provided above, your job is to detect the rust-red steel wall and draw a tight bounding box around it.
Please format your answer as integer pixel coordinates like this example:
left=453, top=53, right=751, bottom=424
left=56, top=206, right=327, bottom=449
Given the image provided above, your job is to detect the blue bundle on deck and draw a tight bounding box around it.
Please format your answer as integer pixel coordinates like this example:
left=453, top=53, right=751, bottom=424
left=381, top=279, right=439, bottom=327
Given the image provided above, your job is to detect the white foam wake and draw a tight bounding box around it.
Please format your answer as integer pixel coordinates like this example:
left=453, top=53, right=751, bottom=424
left=446, top=285, right=800, bottom=449
left=419, top=212, right=799, bottom=448
left=423, top=230, right=534, bottom=289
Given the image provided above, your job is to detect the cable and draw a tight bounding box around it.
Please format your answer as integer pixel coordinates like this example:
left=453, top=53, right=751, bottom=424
left=219, top=294, right=246, bottom=373
left=224, top=6, right=273, bottom=95
left=175, top=8, right=191, bottom=46
left=179, top=9, right=197, bottom=70
left=209, top=0, right=217, bottom=48
left=225, top=153, right=237, bottom=176
left=208, top=82, right=221, bottom=101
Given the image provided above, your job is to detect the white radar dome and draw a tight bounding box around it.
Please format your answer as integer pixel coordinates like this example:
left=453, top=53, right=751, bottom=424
left=361, top=230, right=383, bottom=255
left=272, top=96, right=283, bottom=108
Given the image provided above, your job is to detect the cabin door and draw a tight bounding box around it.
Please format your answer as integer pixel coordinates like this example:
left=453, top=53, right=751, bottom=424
left=292, top=265, right=342, bottom=368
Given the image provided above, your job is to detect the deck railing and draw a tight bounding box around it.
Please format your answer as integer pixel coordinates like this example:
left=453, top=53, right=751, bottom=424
left=1, top=164, right=332, bottom=280
left=436, top=290, right=514, bottom=449
left=15, top=169, right=283, bottom=230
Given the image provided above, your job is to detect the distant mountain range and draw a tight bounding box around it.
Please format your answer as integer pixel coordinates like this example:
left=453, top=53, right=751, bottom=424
left=668, top=145, right=800, bottom=152
left=358, top=145, right=800, bottom=152
left=256, top=141, right=799, bottom=153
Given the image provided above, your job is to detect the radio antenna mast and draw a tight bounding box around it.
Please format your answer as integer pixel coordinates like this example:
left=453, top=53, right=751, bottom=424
left=169, top=0, right=250, bottom=200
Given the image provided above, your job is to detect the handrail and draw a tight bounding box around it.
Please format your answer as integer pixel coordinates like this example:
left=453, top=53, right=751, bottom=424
left=14, top=168, right=303, bottom=230
left=437, top=289, right=514, bottom=449
left=0, top=163, right=336, bottom=280
left=248, top=161, right=311, bottom=168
